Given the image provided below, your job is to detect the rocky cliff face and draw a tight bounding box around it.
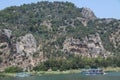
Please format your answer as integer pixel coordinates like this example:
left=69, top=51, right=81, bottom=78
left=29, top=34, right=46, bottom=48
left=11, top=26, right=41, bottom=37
left=16, top=34, right=37, bottom=55
left=63, top=33, right=110, bottom=58
left=0, top=30, right=44, bottom=71
left=110, top=28, right=120, bottom=48
left=81, top=7, right=97, bottom=20
left=78, top=7, right=97, bottom=26
left=0, top=29, right=111, bottom=71
left=0, top=29, right=11, bottom=71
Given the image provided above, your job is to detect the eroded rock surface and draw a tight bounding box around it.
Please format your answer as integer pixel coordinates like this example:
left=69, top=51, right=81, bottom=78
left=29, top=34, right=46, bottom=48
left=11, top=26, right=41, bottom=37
left=63, top=33, right=110, bottom=58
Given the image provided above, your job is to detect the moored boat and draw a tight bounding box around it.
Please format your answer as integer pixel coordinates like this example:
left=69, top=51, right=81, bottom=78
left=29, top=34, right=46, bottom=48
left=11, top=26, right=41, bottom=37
left=81, top=68, right=105, bottom=75
left=15, top=72, right=32, bottom=77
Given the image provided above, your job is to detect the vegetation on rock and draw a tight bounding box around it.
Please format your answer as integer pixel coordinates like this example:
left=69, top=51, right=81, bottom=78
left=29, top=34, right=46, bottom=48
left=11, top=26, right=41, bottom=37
left=4, top=66, right=23, bottom=73
left=0, top=1, right=120, bottom=71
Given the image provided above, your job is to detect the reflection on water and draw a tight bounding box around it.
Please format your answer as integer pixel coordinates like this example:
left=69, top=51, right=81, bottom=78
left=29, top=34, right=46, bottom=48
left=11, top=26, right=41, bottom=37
left=0, top=72, right=120, bottom=80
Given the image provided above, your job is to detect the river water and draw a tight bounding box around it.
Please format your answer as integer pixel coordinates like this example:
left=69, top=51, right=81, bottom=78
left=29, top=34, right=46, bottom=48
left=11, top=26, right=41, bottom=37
left=0, top=72, right=120, bottom=80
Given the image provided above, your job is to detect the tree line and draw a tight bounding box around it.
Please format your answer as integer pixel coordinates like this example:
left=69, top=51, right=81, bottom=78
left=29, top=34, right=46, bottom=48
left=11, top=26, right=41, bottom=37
left=33, top=55, right=120, bottom=71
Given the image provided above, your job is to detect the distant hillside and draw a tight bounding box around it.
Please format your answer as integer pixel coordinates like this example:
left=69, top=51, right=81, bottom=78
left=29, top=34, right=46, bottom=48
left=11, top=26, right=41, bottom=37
left=0, top=1, right=120, bottom=72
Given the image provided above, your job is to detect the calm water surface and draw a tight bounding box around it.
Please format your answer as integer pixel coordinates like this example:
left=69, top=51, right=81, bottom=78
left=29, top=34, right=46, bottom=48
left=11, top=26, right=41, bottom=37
left=0, top=72, right=120, bottom=80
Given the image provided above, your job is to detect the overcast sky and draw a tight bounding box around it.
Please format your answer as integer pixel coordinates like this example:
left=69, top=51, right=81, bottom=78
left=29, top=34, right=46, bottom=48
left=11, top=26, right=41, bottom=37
left=0, top=0, right=120, bottom=19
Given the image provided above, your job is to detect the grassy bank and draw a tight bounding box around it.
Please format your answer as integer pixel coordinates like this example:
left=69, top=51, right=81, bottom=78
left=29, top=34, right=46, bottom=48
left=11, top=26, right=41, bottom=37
left=102, top=67, right=120, bottom=72
left=30, top=69, right=80, bottom=75
left=0, top=70, right=80, bottom=77
left=0, top=73, right=16, bottom=77
left=1, top=67, right=120, bottom=77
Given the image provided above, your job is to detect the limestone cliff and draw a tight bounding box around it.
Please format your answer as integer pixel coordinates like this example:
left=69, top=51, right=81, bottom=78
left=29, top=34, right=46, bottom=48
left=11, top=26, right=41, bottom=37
left=81, top=7, right=97, bottom=20
left=0, top=30, right=44, bottom=71
left=63, top=33, right=110, bottom=58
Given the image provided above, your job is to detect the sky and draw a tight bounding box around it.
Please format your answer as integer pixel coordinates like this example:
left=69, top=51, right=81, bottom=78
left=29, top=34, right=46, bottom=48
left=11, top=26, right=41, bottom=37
left=0, top=0, right=120, bottom=19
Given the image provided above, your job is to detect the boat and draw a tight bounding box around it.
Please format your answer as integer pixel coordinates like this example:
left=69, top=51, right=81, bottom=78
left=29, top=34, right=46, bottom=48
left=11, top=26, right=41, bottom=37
left=81, top=68, right=105, bottom=75
left=15, top=72, right=32, bottom=77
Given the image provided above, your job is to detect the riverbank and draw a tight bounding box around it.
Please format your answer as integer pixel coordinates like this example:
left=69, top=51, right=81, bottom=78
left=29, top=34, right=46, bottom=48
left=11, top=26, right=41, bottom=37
left=1, top=67, right=120, bottom=77
left=28, top=67, right=120, bottom=75
left=0, top=73, right=16, bottom=77
left=0, top=70, right=80, bottom=77
left=102, top=67, right=120, bottom=72
left=31, top=69, right=80, bottom=75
